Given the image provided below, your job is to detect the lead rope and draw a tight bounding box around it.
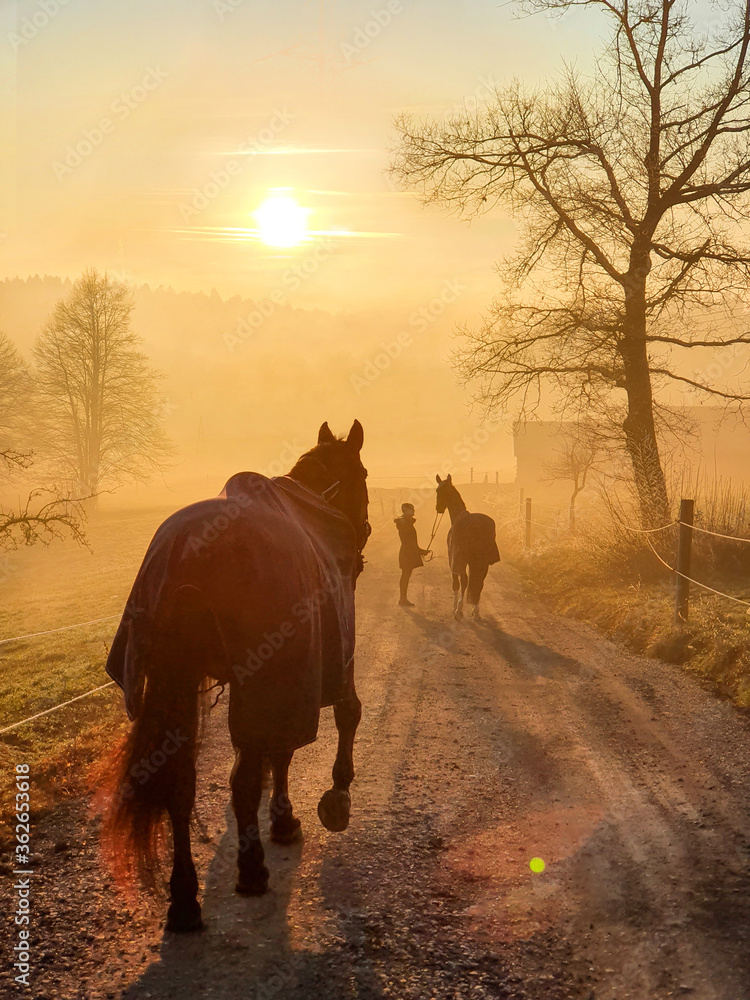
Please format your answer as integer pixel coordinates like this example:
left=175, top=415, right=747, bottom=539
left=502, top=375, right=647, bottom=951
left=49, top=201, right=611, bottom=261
left=423, top=511, right=444, bottom=562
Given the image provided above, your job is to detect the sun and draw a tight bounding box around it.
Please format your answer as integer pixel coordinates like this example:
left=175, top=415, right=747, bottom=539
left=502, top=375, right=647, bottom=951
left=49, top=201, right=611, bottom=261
left=253, top=193, right=308, bottom=247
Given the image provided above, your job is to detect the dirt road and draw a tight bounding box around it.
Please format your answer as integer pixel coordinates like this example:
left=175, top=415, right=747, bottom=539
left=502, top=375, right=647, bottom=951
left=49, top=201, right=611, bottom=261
left=3, top=523, right=750, bottom=1000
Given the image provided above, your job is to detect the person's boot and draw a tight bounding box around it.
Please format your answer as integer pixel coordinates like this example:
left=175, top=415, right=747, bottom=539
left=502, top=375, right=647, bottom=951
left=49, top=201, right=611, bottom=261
left=399, top=582, right=414, bottom=607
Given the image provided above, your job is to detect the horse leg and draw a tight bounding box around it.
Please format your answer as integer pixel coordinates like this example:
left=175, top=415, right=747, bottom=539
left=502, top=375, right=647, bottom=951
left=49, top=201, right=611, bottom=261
left=456, top=567, right=468, bottom=619
left=468, top=563, right=489, bottom=619
left=452, top=573, right=462, bottom=618
left=318, top=670, right=361, bottom=832
left=231, top=745, right=269, bottom=895
left=157, top=621, right=204, bottom=933
left=268, top=750, right=302, bottom=844
left=165, top=750, right=202, bottom=932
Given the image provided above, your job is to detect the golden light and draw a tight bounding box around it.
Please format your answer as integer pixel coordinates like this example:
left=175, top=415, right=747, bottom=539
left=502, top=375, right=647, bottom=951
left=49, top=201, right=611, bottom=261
left=253, top=193, right=308, bottom=247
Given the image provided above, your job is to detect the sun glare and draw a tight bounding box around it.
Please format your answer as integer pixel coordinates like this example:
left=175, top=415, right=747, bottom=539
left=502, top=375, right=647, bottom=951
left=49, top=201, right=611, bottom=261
left=253, top=193, right=308, bottom=247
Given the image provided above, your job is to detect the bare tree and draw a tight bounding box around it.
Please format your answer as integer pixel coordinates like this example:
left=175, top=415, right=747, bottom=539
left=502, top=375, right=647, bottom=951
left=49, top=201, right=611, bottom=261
left=392, top=0, right=750, bottom=525
left=0, top=333, right=31, bottom=445
left=0, top=333, right=87, bottom=549
left=33, top=270, right=171, bottom=505
left=0, top=472, right=88, bottom=550
left=543, top=422, right=604, bottom=530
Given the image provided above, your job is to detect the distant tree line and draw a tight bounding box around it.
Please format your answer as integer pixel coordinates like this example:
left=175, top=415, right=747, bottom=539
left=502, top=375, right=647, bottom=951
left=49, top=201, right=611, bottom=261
left=0, top=269, right=170, bottom=549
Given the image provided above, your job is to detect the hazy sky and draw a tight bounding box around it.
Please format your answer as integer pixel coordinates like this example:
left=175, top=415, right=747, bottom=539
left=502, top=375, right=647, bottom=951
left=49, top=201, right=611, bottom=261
left=0, top=1, right=620, bottom=486
left=1, top=0, right=602, bottom=307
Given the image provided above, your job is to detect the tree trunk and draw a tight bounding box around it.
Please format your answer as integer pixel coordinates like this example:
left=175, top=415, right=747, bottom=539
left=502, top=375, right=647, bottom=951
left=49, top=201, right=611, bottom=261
left=569, top=477, right=582, bottom=532
left=82, top=494, right=99, bottom=516
left=620, top=263, right=670, bottom=528
left=569, top=489, right=580, bottom=532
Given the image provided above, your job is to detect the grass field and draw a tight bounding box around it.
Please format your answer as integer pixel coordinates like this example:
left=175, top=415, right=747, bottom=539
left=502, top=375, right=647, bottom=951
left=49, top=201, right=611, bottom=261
left=504, top=527, right=750, bottom=710
left=0, top=507, right=176, bottom=848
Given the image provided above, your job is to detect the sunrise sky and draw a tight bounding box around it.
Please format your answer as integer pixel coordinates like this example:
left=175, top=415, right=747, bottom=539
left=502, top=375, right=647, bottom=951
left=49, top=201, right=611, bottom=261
left=0, top=0, right=648, bottom=486
left=1, top=0, right=601, bottom=307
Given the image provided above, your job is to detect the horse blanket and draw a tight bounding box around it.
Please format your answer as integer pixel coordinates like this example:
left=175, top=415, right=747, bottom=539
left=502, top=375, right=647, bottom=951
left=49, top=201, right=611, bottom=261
left=447, top=510, right=500, bottom=570
left=105, top=472, right=357, bottom=752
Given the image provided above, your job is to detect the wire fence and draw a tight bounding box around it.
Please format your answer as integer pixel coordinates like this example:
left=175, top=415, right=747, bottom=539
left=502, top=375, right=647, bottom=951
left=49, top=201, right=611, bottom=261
left=0, top=614, right=120, bottom=647
left=502, top=490, right=750, bottom=618
left=0, top=614, right=122, bottom=736
left=0, top=682, right=117, bottom=737
left=5, top=490, right=750, bottom=735
left=643, top=537, right=750, bottom=611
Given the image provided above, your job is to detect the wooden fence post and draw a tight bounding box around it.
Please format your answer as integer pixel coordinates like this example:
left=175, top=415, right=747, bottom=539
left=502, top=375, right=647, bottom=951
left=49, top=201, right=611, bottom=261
left=470, top=467, right=474, bottom=484
left=675, top=498, right=694, bottom=625
left=525, top=497, right=532, bottom=549
left=520, top=487, right=525, bottom=519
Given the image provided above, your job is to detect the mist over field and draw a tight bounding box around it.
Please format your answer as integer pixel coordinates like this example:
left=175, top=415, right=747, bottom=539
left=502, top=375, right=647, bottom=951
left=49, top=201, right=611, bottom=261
left=0, top=274, right=517, bottom=508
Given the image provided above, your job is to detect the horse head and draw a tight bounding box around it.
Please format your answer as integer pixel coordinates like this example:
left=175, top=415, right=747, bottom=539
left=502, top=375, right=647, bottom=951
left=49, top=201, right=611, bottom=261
left=292, top=421, right=370, bottom=570
left=435, top=472, right=458, bottom=514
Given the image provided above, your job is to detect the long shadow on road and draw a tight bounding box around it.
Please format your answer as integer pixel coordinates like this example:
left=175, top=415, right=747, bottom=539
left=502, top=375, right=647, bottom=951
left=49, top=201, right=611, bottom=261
left=407, top=608, right=588, bottom=683
left=120, top=801, right=390, bottom=1000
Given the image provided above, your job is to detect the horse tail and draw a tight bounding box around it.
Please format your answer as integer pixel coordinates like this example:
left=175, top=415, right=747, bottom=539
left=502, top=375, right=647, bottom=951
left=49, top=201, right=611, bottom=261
left=98, top=598, right=212, bottom=893
left=467, top=563, right=489, bottom=605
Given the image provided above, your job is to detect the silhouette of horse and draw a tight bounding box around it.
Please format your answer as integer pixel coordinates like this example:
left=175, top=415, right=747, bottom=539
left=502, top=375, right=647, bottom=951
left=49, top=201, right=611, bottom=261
left=435, top=473, right=499, bottom=620
left=101, top=421, right=369, bottom=932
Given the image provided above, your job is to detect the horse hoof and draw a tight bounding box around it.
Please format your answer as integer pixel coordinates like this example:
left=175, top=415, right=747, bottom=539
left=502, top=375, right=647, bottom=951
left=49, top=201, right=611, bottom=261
left=166, top=902, right=204, bottom=933
left=270, top=816, right=303, bottom=844
left=235, top=865, right=270, bottom=896
left=317, top=788, right=351, bottom=832
left=454, top=609, right=463, bottom=620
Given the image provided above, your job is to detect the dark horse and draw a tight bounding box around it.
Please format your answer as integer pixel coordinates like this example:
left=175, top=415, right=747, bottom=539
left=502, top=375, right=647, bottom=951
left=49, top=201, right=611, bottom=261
left=435, top=473, right=500, bottom=620
left=101, top=421, right=369, bottom=932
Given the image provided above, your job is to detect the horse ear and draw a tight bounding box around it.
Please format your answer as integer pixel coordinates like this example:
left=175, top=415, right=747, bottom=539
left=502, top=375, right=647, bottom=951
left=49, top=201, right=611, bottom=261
left=346, top=419, right=364, bottom=451
left=446, top=473, right=453, bottom=484
left=436, top=474, right=442, bottom=484
left=318, top=422, right=336, bottom=445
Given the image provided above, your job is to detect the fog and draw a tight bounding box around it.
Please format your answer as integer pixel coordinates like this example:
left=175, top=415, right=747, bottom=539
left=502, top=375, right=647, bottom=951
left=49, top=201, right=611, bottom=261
left=3, top=0, right=749, bottom=510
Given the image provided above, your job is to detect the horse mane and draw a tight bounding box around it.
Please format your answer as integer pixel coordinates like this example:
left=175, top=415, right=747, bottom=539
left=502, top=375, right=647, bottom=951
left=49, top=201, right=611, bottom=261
left=441, top=479, right=467, bottom=513
left=288, top=438, right=345, bottom=486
